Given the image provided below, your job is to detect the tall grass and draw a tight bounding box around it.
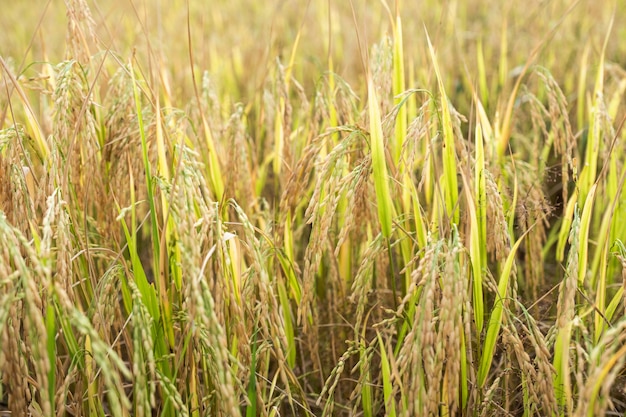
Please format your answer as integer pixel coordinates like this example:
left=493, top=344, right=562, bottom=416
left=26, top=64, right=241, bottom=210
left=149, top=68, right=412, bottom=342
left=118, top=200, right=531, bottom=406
left=1, top=0, right=626, bottom=416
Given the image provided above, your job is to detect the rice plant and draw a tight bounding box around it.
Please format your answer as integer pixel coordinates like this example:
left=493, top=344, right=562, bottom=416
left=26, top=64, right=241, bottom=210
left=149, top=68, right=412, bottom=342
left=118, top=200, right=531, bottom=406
left=1, top=0, right=626, bottom=416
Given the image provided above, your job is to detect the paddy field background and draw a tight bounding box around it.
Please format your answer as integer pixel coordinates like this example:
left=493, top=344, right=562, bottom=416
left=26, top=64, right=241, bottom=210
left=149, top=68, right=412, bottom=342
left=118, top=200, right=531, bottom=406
left=1, top=0, right=626, bottom=416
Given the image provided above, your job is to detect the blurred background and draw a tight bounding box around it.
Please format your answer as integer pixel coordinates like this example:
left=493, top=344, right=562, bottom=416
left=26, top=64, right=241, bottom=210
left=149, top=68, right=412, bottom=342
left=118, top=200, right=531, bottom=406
left=2, top=0, right=624, bottom=116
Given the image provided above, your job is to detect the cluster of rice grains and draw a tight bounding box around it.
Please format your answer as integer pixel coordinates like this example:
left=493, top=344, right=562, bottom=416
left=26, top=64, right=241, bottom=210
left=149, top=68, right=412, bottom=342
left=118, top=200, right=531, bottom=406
left=2, top=0, right=626, bottom=416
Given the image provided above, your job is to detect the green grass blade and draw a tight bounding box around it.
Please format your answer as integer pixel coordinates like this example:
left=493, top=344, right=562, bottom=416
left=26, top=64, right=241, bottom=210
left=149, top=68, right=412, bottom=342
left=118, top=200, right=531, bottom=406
left=578, top=183, right=597, bottom=286
left=45, top=303, right=56, bottom=415
left=461, top=171, right=484, bottom=333
left=556, top=191, right=579, bottom=262
left=368, top=76, right=394, bottom=239
left=478, top=230, right=528, bottom=387
left=426, top=30, right=459, bottom=224
left=246, top=322, right=259, bottom=417
left=377, top=332, right=396, bottom=417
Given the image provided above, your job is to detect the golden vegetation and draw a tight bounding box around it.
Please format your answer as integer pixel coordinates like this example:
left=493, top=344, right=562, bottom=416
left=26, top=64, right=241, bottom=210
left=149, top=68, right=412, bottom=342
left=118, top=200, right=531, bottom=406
left=1, top=0, right=626, bottom=416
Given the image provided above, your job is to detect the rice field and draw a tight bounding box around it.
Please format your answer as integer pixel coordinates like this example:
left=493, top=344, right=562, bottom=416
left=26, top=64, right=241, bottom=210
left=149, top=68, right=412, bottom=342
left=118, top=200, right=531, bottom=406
left=1, top=0, right=626, bottom=416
